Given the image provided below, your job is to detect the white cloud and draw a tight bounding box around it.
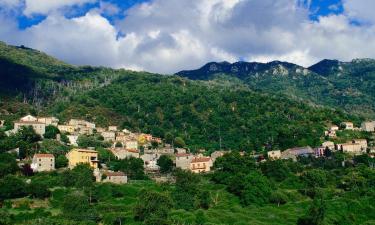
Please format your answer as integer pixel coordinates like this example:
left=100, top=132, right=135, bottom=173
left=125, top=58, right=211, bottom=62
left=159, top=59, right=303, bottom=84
left=2, top=0, right=375, bottom=74
left=23, top=0, right=97, bottom=16
left=343, top=0, right=375, bottom=24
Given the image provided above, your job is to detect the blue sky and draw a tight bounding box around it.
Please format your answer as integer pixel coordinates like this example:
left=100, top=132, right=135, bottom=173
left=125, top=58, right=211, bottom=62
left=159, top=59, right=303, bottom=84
left=0, top=0, right=374, bottom=74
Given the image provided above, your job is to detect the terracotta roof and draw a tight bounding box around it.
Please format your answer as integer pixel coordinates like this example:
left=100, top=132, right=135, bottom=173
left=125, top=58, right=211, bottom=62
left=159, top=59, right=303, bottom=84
left=127, top=149, right=139, bottom=153
left=34, top=153, right=54, bottom=158
left=176, top=153, right=191, bottom=157
left=105, top=171, right=126, bottom=177
left=191, top=157, right=211, bottom=163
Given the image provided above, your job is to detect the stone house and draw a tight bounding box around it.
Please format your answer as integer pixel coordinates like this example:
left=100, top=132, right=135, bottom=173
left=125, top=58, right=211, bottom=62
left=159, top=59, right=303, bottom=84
left=281, top=146, right=314, bottom=161
left=31, top=153, right=55, bottom=172
left=66, top=149, right=99, bottom=169
left=338, top=143, right=363, bottom=154
left=37, top=117, right=59, bottom=126
left=103, top=171, right=127, bottom=184
left=110, top=148, right=140, bottom=159
left=211, top=151, right=226, bottom=163
left=190, top=157, right=213, bottom=173
left=341, top=122, right=354, bottom=130
left=108, top=126, right=118, bottom=132
left=267, top=150, right=281, bottom=160
left=57, top=125, right=75, bottom=134
left=0, top=120, right=5, bottom=127
left=361, top=121, right=375, bottom=132
left=14, top=120, right=46, bottom=136
left=322, top=141, right=335, bottom=150
left=102, top=131, right=116, bottom=142
left=125, top=140, right=138, bottom=150
left=175, top=153, right=194, bottom=170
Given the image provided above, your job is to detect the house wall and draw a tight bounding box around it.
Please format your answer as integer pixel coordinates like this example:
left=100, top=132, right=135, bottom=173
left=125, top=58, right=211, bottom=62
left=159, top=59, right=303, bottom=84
left=32, top=157, right=55, bottom=172
left=67, top=150, right=98, bottom=169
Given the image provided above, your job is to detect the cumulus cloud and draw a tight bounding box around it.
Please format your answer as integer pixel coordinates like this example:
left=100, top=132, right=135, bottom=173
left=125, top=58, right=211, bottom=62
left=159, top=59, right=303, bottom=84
left=343, top=0, right=375, bottom=24
left=23, top=0, right=97, bottom=16
left=1, top=0, right=375, bottom=74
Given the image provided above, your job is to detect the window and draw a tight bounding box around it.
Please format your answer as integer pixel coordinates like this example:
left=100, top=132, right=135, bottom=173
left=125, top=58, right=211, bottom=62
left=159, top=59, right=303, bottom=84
left=39, top=164, right=41, bottom=166
left=39, top=159, right=41, bottom=161
left=51, top=159, right=53, bottom=161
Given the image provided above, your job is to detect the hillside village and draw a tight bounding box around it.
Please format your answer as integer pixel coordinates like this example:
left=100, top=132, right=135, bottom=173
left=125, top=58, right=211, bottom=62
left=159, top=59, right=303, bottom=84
left=1, top=114, right=375, bottom=184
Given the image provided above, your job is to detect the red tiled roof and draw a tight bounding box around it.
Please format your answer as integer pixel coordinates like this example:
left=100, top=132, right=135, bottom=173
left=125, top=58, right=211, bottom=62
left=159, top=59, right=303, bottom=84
left=191, top=157, right=211, bottom=163
left=34, top=153, right=54, bottom=158
left=176, top=153, right=191, bottom=157
left=127, top=149, right=139, bottom=153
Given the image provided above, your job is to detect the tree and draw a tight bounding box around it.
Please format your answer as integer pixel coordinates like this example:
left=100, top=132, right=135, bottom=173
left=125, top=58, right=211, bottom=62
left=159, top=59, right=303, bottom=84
left=151, top=141, right=159, bottom=149
left=0, top=153, right=18, bottom=178
left=115, top=142, right=123, bottom=148
left=28, top=178, right=51, bottom=199
left=134, top=189, right=173, bottom=224
left=270, top=190, right=288, bottom=207
left=228, top=171, right=272, bottom=206
left=113, top=157, right=146, bottom=180
left=174, top=137, right=186, bottom=148
left=297, top=195, right=326, bottom=225
left=0, top=175, right=27, bottom=201
left=157, top=155, right=173, bottom=174
left=97, top=147, right=115, bottom=164
left=301, top=169, right=327, bottom=188
left=172, top=169, right=201, bottom=210
left=55, top=155, right=68, bottom=168
left=260, top=160, right=291, bottom=182
left=62, top=191, right=97, bottom=221
left=164, top=132, right=173, bottom=144
left=44, top=125, right=60, bottom=139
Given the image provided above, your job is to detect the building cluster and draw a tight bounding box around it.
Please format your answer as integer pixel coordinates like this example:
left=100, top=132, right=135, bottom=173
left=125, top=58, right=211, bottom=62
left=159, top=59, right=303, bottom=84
left=7, top=115, right=375, bottom=185
left=6, top=115, right=59, bottom=136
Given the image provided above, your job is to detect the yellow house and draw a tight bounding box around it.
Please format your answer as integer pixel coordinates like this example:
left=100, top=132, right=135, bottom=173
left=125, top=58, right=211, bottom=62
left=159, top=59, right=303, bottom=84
left=66, top=149, right=99, bottom=169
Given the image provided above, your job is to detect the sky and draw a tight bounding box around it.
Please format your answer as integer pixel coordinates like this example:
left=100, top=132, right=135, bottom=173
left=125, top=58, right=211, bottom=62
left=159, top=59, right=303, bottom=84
left=0, top=0, right=375, bottom=74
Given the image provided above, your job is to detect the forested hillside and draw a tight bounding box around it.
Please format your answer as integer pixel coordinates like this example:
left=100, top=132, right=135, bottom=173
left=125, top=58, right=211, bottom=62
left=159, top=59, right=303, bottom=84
left=177, top=59, right=375, bottom=119
left=0, top=42, right=360, bottom=151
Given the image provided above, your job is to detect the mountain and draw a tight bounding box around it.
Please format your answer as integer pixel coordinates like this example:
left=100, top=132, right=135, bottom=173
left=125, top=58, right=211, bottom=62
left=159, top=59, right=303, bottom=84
left=0, top=42, right=359, bottom=151
left=177, top=59, right=375, bottom=118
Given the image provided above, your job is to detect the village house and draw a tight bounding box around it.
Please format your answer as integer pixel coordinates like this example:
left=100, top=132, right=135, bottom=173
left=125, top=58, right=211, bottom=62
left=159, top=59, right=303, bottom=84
left=267, top=150, right=281, bottom=160
left=110, top=148, right=140, bottom=159
left=175, top=153, right=194, bottom=170
left=211, top=151, right=226, bottom=163
left=341, top=122, right=354, bottom=130
left=37, top=117, right=59, bottom=126
left=322, top=141, right=335, bottom=150
left=141, top=153, right=160, bottom=170
left=0, top=120, right=5, bottom=127
left=103, top=171, right=127, bottom=184
left=337, top=143, right=363, bottom=155
left=67, top=135, right=79, bottom=146
left=281, top=146, right=314, bottom=161
left=330, top=125, right=339, bottom=131
left=102, top=131, right=116, bottom=142
left=31, top=153, right=55, bottom=172
left=190, top=157, right=213, bottom=173
left=57, top=125, right=75, bottom=134
left=361, top=121, right=375, bottom=132
left=324, top=130, right=336, bottom=138
left=125, top=140, right=138, bottom=150
left=108, top=126, right=118, bottom=132
left=96, top=127, right=106, bottom=133
left=353, top=139, right=368, bottom=150
left=176, top=148, right=187, bottom=154
left=315, top=147, right=326, bottom=157
left=66, top=148, right=99, bottom=169
left=14, top=119, right=46, bottom=136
